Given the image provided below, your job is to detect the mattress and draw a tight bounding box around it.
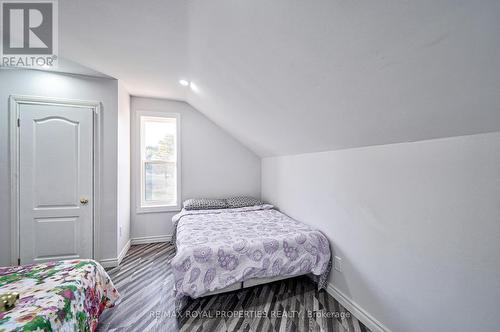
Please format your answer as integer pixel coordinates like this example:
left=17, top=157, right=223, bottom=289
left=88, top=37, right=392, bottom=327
left=171, top=204, right=331, bottom=300
left=0, top=259, right=119, bottom=331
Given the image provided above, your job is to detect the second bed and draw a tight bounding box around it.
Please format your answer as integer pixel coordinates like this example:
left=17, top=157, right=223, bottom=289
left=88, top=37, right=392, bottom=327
left=171, top=204, right=331, bottom=300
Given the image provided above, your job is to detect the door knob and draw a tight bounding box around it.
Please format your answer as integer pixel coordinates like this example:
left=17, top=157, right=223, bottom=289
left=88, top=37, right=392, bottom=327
left=80, top=197, right=89, bottom=205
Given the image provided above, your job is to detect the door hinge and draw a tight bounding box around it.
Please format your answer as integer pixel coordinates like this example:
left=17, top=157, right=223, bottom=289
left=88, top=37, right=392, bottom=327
left=17, top=118, right=20, bottom=127
left=17, top=258, right=20, bottom=265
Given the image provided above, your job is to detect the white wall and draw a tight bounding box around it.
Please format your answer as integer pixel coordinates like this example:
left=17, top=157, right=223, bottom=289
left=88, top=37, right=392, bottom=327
left=130, top=97, right=261, bottom=240
left=262, top=132, right=500, bottom=332
left=0, top=69, right=120, bottom=265
left=117, top=82, right=131, bottom=254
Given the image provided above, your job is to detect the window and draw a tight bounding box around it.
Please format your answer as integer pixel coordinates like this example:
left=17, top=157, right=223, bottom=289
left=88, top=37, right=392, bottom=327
left=136, top=112, right=180, bottom=212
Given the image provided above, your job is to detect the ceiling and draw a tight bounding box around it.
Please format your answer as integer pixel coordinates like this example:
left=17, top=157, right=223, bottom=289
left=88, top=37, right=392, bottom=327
left=60, top=0, right=500, bottom=157
left=59, top=0, right=189, bottom=100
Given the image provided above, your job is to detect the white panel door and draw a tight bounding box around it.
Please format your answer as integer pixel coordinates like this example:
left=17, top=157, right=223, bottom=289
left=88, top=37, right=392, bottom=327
left=19, top=103, right=93, bottom=264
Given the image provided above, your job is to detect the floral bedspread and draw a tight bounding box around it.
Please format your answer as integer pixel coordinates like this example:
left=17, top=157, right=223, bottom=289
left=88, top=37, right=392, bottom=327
left=171, top=205, right=331, bottom=299
left=0, top=260, right=119, bottom=332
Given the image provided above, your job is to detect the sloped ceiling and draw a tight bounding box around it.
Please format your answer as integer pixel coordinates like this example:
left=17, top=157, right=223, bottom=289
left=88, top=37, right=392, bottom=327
left=60, top=0, right=500, bottom=157
left=59, top=0, right=189, bottom=100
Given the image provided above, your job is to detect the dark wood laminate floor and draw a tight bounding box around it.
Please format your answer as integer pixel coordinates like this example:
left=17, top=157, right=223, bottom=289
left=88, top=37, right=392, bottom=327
left=97, top=243, right=371, bottom=332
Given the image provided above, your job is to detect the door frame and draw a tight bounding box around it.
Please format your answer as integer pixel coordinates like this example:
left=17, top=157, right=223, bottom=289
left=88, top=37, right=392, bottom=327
left=9, top=95, right=102, bottom=266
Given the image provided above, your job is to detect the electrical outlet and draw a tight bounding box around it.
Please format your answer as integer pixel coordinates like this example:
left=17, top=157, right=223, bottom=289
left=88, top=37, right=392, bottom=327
left=334, top=256, right=342, bottom=272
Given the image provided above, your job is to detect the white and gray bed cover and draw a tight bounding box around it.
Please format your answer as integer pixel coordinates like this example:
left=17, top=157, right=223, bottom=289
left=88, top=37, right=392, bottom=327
left=171, top=204, right=332, bottom=301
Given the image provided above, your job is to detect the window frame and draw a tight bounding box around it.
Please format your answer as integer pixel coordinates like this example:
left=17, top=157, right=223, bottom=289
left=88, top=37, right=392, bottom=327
left=134, top=111, right=181, bottom=214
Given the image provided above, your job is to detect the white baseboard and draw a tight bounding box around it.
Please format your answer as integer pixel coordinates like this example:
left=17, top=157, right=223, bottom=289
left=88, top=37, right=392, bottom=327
left=326, top=283, right=391, bottom=332
left=99, top=239, right=131, bottom=268
left=130, top=234, right=172, bottom=245
left=99, top=257, right=118, bottom=268
left=117, top=239, right=131, bottom=265
left=99, top=235, right=170, bottom=267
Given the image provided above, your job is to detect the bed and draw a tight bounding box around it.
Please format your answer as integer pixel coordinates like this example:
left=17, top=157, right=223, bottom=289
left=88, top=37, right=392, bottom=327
left=171, top=204, right=331, bottom=302
left=0, top=259, right=119, bottom=331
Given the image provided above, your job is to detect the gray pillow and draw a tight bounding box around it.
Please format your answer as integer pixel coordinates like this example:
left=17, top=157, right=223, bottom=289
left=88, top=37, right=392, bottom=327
left=226, top=196, right=263, bottom=208
left=183, top=198, right=228, bottom=210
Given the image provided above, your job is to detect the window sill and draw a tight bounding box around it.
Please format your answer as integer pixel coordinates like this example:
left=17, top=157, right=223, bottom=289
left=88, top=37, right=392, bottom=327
left=136, top=205, right=181, bottom=214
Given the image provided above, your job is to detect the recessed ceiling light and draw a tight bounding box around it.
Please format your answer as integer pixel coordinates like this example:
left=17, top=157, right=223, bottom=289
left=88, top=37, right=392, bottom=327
left=179, top=79, right=189, bottom=86
left=189, top=82, right=199, bottom=93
